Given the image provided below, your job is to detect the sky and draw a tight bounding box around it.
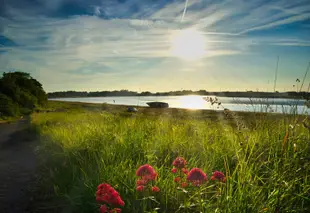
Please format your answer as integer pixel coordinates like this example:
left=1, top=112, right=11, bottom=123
left=0, top=0, right=310, bottom=92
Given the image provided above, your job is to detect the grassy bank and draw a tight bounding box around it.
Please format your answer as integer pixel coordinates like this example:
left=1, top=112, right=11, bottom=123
left=31, top=101, right=310, bottom=213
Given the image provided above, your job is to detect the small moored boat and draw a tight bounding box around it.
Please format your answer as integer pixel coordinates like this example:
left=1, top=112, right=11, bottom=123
left=146, top=102, right=169, bottom=108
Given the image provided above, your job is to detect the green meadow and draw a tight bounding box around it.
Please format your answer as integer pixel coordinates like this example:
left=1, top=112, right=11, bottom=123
left=31, top=101, right=310, bottom=213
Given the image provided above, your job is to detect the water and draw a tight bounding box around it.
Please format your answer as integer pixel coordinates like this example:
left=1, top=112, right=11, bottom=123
left=50, top=95, right=309, bottom=114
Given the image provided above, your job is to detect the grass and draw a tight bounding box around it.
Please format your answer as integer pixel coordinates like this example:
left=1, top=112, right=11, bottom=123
left=0, top=115, right=23, bottom=124
left=31, top=101, right=310, bottom=213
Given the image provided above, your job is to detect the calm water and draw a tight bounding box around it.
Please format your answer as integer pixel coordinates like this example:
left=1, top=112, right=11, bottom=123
left=50, top=96, right=309, bottom=114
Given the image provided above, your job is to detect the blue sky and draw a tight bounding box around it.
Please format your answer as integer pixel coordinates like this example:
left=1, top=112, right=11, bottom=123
left=0, top=0, right=310, bottom=92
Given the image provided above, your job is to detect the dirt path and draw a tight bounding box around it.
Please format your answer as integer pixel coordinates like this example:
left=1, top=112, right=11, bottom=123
left=0, top=117, right=38, bottom=213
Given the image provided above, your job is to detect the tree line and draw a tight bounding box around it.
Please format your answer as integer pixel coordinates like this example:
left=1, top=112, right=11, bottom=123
left=0, top=72, right=47, bottom=117
left=48, top=90, right=310, bottom=100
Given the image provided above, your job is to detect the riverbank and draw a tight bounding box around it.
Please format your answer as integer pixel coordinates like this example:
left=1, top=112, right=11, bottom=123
left=45, top=100, right=308, bottom=124
left=28, top=100, right=310, bottom=212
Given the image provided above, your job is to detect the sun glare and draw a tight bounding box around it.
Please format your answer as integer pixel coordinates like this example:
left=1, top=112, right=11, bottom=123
left=170, top=28, right=206, bottom=60
left=179, top=95, right=207, bottom=109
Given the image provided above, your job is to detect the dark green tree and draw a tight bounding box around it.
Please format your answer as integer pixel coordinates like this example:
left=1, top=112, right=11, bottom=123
left=0, top=71, right=47, bottom=116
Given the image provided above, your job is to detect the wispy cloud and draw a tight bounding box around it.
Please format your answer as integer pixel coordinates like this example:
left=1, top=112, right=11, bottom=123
left=0, top=0, right=309, bottom=91
left=240, top=13, right=310, bottom=34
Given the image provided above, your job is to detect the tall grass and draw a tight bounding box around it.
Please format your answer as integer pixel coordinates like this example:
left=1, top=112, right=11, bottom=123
left=31, top=107, right=310, bottom=213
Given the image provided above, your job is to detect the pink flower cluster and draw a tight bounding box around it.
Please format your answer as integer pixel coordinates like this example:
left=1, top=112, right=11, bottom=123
left=95, top=159, right=227, bottom=212
left=186, top=168, right=207, bottom=186
left=136, top=164, right=160, bottom=193
left=172, top=157, right=187, bottom=169
left=171, top=157, right=226, bottom=187
left=96, top=183, right=124, bottom=213
left=210, top=171, right=226, bottom=182
left=171, top=157, right=189, bottom=187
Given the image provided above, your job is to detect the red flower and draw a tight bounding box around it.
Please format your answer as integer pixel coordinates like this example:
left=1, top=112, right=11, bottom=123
left=136, top=179, right=148, bottom=186
left=110, top=208, right=121, bottom=213
left=172, top=157, right=187, bottom=169
left=182, top=168, right=189, bottom=174
left=171, top=168, right=177, bottom=173
left=181, top=182, right=188, bottom=188
left=136, top=164, right=157, bottom=180
left=143, top=173, right=157, bottom=181
left=211, top=171, right=226, bottom=182
left=114, top=197, right=125, bottom=207
left=100, top=203, right=122, bottom=213
left=186, top=168, right=207, bottom=186
left=152, top=186, right=160, bottom=192
left=174, top=177, right=181, bottom=183
left=136, top=185, right=145, bottom=192
left=100, top=205, right=108, bottom=213
left=96, top=183, right=125, bottom=207
left=98, top=183, right=110, bottom=190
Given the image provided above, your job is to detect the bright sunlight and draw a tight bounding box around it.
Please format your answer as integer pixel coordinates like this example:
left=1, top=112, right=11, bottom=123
left=178, top=95, right=207, bottom=109
left=170, top=28, right=206, bottom=60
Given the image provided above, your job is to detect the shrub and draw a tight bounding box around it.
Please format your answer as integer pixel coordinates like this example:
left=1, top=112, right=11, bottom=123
left=0, top=93, right=19, bottom=116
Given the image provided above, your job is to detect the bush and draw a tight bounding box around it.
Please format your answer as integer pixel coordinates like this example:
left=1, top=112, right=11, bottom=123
left=0, top=93, right=20, bottom=116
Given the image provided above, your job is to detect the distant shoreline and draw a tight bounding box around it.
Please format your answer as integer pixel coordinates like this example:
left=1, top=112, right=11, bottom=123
left=49, top=95, right=307, bottom=99
left=48, top=92, right=310, bottom=100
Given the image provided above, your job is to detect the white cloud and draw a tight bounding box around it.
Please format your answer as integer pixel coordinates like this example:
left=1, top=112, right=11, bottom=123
left=94, top=6, right=101, bottom=16
left=1, top=0, right=310, bottom=91
left=174, top=0, right=310, bottom=34
left=150, top=0, right=199, bottom=21
left=240, top=13, right=310, bottom=34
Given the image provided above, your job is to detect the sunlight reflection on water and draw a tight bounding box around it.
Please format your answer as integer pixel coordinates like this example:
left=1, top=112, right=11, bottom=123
left=50, top=95, right=309, bottom=114
left=178, top=95, right=208, bottom=109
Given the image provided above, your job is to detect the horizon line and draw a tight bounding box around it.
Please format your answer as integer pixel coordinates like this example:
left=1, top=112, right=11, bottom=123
left=47, top=90, right=310, bottom=94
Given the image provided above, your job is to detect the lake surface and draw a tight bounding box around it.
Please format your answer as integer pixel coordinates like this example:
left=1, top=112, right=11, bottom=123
left=50, top=96, right=309, bottom=114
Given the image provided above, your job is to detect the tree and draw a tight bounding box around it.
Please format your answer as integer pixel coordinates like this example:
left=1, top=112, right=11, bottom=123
left=0, top=71, right=47, bottom=116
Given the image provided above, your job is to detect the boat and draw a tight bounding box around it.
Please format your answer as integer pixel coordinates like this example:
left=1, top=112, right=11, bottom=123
left=146, top=102, right=169, bottom=108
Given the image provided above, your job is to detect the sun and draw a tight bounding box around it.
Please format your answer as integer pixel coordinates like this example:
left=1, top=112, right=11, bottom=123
left=170, top=28, right=206, bottom=60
